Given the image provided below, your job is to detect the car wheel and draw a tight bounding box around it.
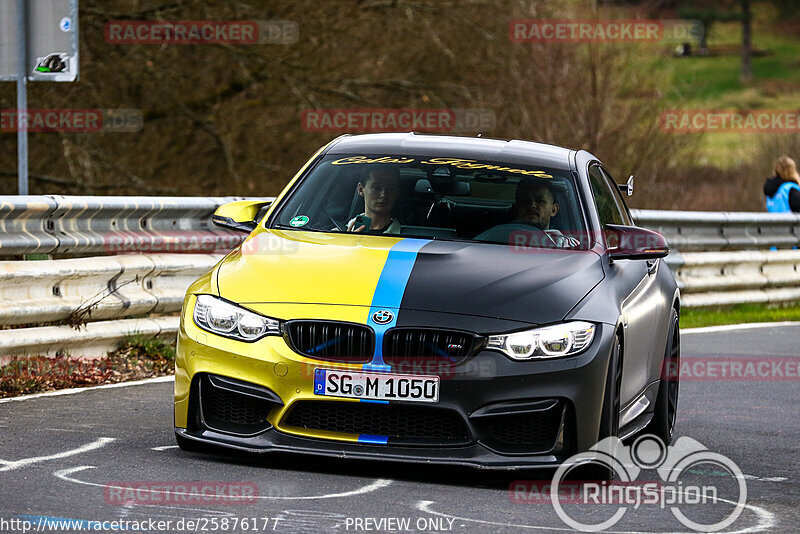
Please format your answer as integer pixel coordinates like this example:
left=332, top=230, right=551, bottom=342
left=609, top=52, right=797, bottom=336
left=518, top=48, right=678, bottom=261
left=574, top=334, right=622, bottom=482
left=642, top=308, right=680, bottom=444
left=599, top=334, right=622, bottom=439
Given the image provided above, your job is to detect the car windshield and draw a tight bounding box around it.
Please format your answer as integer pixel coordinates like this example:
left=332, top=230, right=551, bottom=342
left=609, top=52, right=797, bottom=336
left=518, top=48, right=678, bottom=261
left=271, top=154, right=588, bottom=249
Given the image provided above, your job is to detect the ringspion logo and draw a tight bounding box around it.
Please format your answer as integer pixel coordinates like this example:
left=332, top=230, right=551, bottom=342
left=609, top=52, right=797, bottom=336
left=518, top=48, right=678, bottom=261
left=549, top=435, right=747, bottom=532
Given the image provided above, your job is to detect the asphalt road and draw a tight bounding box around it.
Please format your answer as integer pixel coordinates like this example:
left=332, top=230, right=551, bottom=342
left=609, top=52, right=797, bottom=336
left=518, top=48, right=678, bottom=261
left=0, top=324, right=798, bottom=533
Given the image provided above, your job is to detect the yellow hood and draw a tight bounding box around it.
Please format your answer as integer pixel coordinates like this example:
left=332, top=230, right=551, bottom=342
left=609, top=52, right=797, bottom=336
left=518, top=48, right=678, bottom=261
left=216, top=229, right=403, bottom=308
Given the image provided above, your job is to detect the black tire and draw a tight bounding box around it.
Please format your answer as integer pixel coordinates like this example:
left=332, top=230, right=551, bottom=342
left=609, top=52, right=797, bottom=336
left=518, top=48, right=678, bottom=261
left=642, top=308, right=680, bottom=444
left=598, top=334, right=622, bottom=440
left=576, top=335, right=622, bottom=482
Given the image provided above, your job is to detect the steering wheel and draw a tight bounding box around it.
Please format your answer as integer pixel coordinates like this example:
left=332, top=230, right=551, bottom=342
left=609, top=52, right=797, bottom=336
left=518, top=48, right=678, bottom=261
left=473, top=222, right=553, bottom=247
left=321, top=207, right=346, bottom=232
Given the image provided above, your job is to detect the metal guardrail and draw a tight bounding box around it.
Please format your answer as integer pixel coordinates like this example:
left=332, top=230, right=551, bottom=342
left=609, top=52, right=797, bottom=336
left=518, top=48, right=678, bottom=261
left=0, top=200, right=799, bottom=359
left=0, top=195, right=273, bottom=359
left=0, top=254, right=220, bottom=325
left=631, top=209, right=800, bottom=251
left=0, top=195, right=273, bottom=256
left=0, top=317, right=178, bottom=359
left=666, top=250, right=800, bottom=307
left=631, top=209, right=800, bottom=307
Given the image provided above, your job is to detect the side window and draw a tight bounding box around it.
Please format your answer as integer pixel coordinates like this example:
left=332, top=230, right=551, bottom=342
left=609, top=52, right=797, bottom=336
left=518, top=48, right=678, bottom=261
left=588, top=164, right=625, bottom=227
left=600, top=167, right=633, bottom=225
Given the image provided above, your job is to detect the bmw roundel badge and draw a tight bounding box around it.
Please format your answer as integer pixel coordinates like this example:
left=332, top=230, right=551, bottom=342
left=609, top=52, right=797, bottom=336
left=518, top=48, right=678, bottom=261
left=372, top=309, right=394, bottom=324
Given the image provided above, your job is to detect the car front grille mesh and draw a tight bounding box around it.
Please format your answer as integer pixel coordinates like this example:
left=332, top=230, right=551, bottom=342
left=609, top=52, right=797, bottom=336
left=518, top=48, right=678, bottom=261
left=286, top=321, right=481, bottom=366
left=285, top=321, right=374, bottom=363
left=383, top=329, right=477, bottom=367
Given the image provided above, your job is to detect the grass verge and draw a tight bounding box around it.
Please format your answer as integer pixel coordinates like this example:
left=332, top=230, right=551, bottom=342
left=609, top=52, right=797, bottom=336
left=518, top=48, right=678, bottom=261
left=0, top=334, right=175, bottom=399
left=681, top=302, right=800, bottom=329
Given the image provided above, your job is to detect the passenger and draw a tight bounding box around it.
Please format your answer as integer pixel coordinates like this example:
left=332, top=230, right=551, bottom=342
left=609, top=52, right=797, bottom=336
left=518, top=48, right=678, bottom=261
left=513, top=178, right=580, bottom=247
left=764, top=156, right=800, bottom=213
left=347, top=167, right=402, bottom=233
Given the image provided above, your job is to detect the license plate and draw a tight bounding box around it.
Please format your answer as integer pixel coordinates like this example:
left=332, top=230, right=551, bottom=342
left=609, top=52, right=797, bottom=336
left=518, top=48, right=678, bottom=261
left=313, top=369, right=439, bottom=403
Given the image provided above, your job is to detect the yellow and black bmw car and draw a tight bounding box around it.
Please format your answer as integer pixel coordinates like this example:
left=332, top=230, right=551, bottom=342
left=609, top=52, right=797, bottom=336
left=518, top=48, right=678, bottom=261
left=174, top=133, right=680, bottom=469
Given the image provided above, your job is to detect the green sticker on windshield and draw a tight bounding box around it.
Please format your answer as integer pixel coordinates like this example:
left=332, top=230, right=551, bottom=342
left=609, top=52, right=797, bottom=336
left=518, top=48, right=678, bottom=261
left=289, top=215, right=309, bottom=227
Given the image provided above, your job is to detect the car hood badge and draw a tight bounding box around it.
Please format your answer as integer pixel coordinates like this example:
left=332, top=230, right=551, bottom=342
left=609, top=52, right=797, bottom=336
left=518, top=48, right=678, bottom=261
left=371, top=309, right=394, bottom=324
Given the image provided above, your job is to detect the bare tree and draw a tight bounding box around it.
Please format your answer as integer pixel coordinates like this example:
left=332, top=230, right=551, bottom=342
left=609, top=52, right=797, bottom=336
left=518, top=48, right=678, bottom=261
left=741, top=0, right=753, bottom=83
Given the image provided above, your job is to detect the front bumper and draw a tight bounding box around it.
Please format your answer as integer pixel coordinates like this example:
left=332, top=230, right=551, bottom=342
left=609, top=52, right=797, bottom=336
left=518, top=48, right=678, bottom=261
left=175, top=303, right=616, bottom=470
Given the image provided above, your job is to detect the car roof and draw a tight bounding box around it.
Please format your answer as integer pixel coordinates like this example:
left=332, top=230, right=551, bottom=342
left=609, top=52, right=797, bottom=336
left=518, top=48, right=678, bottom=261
left=326, top=133, right=574, bottom=170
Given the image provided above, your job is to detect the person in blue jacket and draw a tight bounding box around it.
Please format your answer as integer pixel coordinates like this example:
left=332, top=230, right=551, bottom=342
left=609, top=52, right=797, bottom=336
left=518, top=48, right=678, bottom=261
left=764, top=156, right=800, bottom=212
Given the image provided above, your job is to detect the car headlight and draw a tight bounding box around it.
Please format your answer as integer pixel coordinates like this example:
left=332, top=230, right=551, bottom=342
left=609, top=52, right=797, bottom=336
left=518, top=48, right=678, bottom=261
left=193, top=294, right=280, bottom=341
left=486, top=321, right=595, bottom=360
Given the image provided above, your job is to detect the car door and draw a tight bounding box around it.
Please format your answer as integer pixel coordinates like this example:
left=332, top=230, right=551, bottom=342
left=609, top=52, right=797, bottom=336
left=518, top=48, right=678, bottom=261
left=588, top=164, right=660, bottom=414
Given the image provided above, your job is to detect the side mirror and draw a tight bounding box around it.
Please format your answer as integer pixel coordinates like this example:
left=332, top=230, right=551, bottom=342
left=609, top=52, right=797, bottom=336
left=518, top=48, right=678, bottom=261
left=605, top=224, right=669, bottom=260
left=617, top=174, right=634, bottom=196
left=212, top=200, right=272, bottom=233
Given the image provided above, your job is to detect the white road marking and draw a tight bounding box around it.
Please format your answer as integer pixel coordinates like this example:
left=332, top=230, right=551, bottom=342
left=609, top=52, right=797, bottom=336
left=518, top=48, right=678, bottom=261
left=0, top=376, right=173, bottom=404
left=683, top=321, right=800, bottom=334
left=55, top=466, right=393, bottom=500
left=0, top=437, right=115, bottom=472
left=740, top=474, right=788, bottom=482
left=150, top=445, right=179, bottom=451
left=416, top=494, right=776, bottom=534
left=686, top=468, right=789, bottom=483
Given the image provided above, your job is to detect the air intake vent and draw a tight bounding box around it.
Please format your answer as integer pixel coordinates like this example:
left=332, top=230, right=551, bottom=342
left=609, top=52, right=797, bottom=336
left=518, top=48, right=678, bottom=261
left=198, top=374, right=280, bottom=435
left=283, top=401, right=472, bottom=445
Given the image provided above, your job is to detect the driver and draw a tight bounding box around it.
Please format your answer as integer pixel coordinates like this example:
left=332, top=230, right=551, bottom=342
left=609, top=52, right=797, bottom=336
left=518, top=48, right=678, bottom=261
left=475, top=178, right=580, bottom=247
left=347, top=167, right=402, bottom=233
left=513, top=178, right=580, bottom=248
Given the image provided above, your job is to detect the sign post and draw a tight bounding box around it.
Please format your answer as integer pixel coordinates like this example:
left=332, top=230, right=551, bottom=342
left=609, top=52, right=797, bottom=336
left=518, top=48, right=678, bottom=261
left=16, top=0, right=28, bottom=194
left=0, top=0, right=79, bottom=195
